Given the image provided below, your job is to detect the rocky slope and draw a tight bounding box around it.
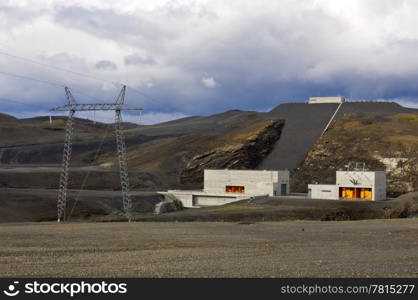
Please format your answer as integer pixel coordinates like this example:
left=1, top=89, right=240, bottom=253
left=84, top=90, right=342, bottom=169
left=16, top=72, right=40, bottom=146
left=0, top=101, right=416, bottom=193
left=179, top=120, right=284, bottom=185
left=292, top=113, right=418, bottom=196
left=99, top=119, right=284, bottom=188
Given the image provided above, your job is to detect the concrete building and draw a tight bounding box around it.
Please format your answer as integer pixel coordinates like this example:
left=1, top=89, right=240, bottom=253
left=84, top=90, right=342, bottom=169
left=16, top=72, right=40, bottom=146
left=159, top=169, right=290, bottom=208
left=308, top=96, right=345, bottom=104
left=308, top=171, right=386, bottom=201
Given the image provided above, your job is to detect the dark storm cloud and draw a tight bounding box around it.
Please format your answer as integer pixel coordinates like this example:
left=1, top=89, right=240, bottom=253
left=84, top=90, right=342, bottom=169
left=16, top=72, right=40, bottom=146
left=0, top=1, right=417, bottom=123
left=95, top=60, right=117, bottom=71
left=53, top=5, right=175, bottom=48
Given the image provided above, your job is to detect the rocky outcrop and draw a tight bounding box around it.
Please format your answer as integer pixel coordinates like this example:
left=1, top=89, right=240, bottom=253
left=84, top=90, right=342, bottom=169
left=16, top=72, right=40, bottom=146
left=179, top=120, right=284, bottom=185
left=154, top=194, right=183, bottom=214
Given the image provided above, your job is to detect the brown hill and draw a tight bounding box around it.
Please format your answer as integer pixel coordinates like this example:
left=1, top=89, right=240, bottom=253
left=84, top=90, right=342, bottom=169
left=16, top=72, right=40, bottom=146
left=99, top=119, right=284, bottom=188
left=0, top=102, right=416, bottom=193
left=292, top=113, right=418, bottom=196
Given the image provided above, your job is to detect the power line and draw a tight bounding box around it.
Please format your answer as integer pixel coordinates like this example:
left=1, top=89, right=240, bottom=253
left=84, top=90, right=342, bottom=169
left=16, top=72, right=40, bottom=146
left=126, top=85, right=167, bottom=107
left=67, top=130, right=109, bottom=221
left=0, top=70, right=63, bottom=88
left=0, top=69, right=113, bottom=103
left=52, top=86, right=138, bottom=222
left=0, top=49, right=120, bottom=88
left=0, top=48, right=167, bottom=107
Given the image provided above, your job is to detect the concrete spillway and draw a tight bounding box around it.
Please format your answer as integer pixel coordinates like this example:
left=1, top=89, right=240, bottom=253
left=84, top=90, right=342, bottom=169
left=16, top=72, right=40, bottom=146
left=258, top=103, right=339, bottom=170
left=258, top=101, right=415, bottom=171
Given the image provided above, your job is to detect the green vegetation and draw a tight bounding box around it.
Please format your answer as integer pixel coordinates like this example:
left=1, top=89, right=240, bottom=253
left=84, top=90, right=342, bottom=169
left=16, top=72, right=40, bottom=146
left=393, top=113, right=418, bottom=124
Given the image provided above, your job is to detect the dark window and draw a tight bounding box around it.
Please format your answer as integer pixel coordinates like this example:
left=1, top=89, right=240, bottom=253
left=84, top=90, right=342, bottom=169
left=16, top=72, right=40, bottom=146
left=281, top=184, right=287, bottom=196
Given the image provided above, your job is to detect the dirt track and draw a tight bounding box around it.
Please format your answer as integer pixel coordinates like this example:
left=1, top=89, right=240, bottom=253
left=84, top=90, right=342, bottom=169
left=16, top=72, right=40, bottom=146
left=0, top=219, right=417, bottom=277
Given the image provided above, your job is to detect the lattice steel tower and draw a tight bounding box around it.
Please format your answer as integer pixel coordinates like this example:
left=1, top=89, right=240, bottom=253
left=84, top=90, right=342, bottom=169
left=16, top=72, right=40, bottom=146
left=50, top=86, right=142, bottom=222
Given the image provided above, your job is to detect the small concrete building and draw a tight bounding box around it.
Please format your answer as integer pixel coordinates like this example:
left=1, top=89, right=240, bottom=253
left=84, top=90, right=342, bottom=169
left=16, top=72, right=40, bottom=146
left=308, top=171, right=386, bottom=201
left=307, top=184, right=338, bottom=200
left=308, top=96, right=345, bottom=104
left=160, top=169, right=290, bottom=208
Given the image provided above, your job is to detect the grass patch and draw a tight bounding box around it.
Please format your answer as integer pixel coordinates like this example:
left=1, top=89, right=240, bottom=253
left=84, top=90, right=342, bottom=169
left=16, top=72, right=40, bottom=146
left=384, top=135, right=418, bottom=148
left=99, top=162, right=114, bottom=168
left=393, top=113, right=418, bottom=124
left=40, top=119, right=66, bottom=128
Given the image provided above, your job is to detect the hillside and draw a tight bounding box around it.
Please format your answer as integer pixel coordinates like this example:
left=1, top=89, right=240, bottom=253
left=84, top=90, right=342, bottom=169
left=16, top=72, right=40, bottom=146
left=0, top=101, right=417, bottom=222
left=99, top=119, right=284, bottom=188
left=292, top=113, right=418, bottom=196
left=0, top=101, right=416, bottom=193
left=0, top=115, right=128, bottom=148
left=259, top=101, right=415, bottom=170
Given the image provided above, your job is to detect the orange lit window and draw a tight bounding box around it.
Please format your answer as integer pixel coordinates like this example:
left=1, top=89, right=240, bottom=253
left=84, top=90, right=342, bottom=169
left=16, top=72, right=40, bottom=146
left=339, top=187, right=372, bottom=200
left=225, top=185, right=245, bottom=193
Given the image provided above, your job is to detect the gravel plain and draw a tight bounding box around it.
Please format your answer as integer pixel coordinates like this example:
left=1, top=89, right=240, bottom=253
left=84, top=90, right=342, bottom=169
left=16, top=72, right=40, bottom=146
left=0, top=219, right=417, bottom=277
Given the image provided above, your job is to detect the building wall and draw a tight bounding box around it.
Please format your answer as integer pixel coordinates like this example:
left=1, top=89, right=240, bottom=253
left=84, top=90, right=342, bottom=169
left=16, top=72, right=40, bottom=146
left=374, top=171, right=387, bottom=201
left=159, top=169, right=291, bottom=208
left=203, top=169, right=289, bottom=196
left=193, top=195, right=244, bottom=206
left=336, top=171, right=386, bottom=200
left=308, top=184, right=338, bottom=200
left=336, top=171, right=375, bottom=188
left=163, top=191, right=195, bottom=207
left=160, top=190, right=249, bottom=208
left=308, top=96, right=345, bottom=104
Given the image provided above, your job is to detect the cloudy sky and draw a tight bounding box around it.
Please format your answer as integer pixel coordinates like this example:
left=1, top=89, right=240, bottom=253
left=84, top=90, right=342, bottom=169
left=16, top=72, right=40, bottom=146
left=0, top=0, right=418, bottom=124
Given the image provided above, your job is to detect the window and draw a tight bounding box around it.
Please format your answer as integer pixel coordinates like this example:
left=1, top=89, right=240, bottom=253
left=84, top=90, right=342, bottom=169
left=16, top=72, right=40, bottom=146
left=339, top=187, right=372, bottom=200
left=225, top=185, right=245, bottom=193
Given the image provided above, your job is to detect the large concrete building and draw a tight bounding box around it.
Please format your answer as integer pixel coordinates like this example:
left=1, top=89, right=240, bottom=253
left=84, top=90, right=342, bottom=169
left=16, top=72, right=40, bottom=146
left=308, top=171, right=386, bottom=201
left=308, top=96, right=345, bottom=104
left=160, top=169, right=290, bottom=208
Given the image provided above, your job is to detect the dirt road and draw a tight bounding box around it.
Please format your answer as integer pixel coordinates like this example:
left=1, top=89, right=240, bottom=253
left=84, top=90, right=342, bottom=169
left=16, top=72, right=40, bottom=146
left=0, top=219, right=417, bottom=277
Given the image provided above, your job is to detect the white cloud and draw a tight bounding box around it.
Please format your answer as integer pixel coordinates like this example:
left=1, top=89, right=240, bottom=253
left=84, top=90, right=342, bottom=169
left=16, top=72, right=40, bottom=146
left=201, top=76, right=217, bottom=88
left=395, top=100, right=418, bottom=109
left=359, top=98, right=418, bottom=109
left=0, top=0, right=417, bottom=118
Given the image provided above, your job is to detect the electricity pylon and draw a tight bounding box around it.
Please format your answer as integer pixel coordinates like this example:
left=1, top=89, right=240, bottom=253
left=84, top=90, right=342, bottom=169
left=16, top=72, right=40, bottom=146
left=50, top=86, right=142, bottom=222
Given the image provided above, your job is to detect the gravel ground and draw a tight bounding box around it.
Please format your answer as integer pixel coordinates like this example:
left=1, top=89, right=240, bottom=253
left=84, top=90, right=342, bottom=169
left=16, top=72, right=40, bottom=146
left=0, top=219, right=417, bottom=277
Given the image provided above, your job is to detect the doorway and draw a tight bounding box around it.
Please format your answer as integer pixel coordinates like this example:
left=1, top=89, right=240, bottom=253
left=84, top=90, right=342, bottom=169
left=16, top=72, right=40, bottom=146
left=281, top=184, right=287, bottom=196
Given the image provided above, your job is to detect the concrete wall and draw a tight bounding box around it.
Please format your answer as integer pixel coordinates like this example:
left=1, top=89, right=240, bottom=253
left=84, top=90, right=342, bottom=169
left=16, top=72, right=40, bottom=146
left=308, top=96, right=345, bottom=104
left=193, top=195, right=244, bottom=206
left=308, top=184, right=338, bottom=200
left=159, top=169, right=291, bottom=208
left=160, top=190, right=249, bottom=208
left=163, top=191, right=195, bottom=207
left=336, top=171, right=375, bottom=188
left=336, top=171, right=386, bottom=201
left=204, top=169, right=289, bottom=196
left=374, top=171, right=387, bottom=201
left=308, top=171, right=387, bottom=201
